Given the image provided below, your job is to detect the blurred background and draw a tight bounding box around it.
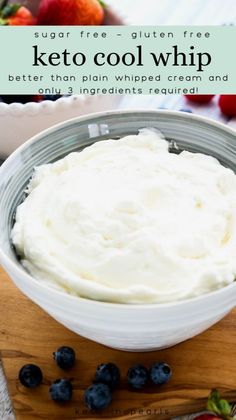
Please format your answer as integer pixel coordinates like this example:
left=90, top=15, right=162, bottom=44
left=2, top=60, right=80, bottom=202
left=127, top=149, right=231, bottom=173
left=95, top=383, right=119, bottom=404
left=106, top=0, right=236, bottom=25
left=104, top=0, right=236, bottom=129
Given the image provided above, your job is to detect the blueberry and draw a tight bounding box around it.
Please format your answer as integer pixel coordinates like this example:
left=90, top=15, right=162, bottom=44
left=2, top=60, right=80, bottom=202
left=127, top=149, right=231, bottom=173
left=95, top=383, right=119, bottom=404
left=43, top=95, right=62, bottom=101
left=179, top=108, right=193, bottom=113
left=84, top=383, right=112, bottom=410
left=127, top=364, right=148, bottom=389
left=18, top=364, right=43, bottom=388
left=53, top=346, right=75, bottom=370
left=49, top=378, right=72, bottom=403
left=94, top=363, right=120, bottom=390
left=149, top=362, right=172, bottom=385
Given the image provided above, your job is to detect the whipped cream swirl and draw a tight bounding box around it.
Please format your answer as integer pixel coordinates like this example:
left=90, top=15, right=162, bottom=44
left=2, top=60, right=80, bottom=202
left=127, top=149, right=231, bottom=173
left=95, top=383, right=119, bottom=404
left=11, top=129, right=236, bottom=303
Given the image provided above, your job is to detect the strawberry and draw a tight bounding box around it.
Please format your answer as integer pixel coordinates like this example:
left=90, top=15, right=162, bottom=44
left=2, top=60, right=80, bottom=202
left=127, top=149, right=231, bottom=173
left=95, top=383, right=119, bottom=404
left=184, top=95, right=215, bottom=104
left=193, top=390, right=234, bottom=420
left=185, top=95, right=215, bottom=104
left=37, top=0, right=104, bottom=25
left=0, top=2, right=36, bottom=25
left=7, top=6, right=36, bottom=25
left=218, top=95, right=236, bottom=117
left=33, top=95, right=44, bottom=102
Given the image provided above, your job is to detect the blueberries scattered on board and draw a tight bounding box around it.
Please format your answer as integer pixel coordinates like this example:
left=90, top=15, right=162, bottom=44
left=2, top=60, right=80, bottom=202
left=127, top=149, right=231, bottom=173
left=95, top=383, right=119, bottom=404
left=149, top=362, right=172, bottom=385
left=94, top=362, right=121, bottom=390
left=49, top=378, right=73, bottom=403
left=18, top=347, right=172, bottom=410
left=127, top=364, right=149, bottom=389
left=53, top=346, right=76, bottom=370
left=84, top=383, right=112, bottom=410
left=18, top=364, right=43, bottom=388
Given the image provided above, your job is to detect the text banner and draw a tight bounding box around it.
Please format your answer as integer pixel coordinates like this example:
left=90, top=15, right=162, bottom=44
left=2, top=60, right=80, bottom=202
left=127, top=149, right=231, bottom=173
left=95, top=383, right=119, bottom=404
left=0, top=26, right=235, bottom=95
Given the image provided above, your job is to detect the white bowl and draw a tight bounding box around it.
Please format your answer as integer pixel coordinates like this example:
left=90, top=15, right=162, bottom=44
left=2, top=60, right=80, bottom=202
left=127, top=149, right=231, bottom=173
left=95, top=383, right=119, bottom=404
left=0, top=95, right=120, bottom=158
left=0, top=5, right=124, bottom=158
left=0, top=110, right=236, bottom=351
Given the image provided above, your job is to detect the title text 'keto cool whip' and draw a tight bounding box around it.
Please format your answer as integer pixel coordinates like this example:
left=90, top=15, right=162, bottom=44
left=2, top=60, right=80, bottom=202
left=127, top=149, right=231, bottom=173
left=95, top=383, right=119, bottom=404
left=11, top=129, right=236, bottom=303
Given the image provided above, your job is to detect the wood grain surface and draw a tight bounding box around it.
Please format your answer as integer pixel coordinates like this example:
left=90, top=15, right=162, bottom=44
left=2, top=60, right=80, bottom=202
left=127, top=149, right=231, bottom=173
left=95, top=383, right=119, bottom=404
left=0, top=266, right=236, bottom=420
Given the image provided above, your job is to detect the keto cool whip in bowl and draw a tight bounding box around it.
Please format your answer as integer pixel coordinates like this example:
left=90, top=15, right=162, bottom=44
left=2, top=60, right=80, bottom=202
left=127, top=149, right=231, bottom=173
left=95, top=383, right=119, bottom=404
left=1, top=110, right=236, bottom=351
left=11, top=129, right=236, bottom=304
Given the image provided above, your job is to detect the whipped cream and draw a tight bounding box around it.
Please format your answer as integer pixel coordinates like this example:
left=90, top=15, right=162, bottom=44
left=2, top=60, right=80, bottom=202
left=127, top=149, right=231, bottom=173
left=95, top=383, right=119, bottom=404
left=11, top=129, right=236, bottom=303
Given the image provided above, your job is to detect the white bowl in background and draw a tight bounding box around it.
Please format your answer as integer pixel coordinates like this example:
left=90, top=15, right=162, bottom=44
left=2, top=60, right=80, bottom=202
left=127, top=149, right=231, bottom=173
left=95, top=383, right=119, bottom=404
left=0, top=110, right=236, bottom=351
left=0, top=95, right=121, bottom=158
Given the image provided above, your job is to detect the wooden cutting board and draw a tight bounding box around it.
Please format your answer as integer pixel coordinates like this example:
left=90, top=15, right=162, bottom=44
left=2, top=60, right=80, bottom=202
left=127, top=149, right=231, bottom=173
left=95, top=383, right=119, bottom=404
left=0, top=266, right=236, bottom=420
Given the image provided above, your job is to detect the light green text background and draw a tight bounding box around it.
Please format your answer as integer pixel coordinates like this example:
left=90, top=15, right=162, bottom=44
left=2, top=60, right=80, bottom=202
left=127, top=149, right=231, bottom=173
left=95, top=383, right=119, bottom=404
left=0, top=26, right=235, bottom=94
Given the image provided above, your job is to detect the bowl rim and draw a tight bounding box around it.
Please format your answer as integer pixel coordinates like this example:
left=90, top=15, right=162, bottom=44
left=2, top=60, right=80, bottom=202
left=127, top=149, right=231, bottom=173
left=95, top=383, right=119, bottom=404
left=0, top=95, right=98, bottom=116
left=1, top=108, right=236, bottom=310
left=2, top=108, right=236, bottom=169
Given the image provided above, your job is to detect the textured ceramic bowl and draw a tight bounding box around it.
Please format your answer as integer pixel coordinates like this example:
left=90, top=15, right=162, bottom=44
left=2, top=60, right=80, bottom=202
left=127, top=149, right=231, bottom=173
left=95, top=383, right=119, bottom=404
left=0, top=5, right=124, bottom=158
left=0, top=110, right=236, bottom=351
